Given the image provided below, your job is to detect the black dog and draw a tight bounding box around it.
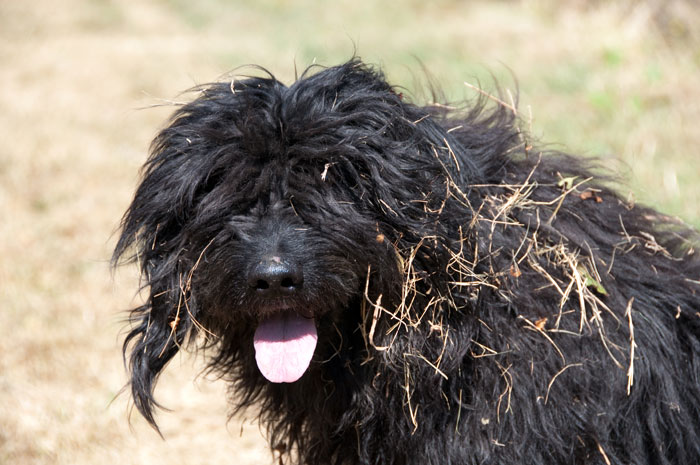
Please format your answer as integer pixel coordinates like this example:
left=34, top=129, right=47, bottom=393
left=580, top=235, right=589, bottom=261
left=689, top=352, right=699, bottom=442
left=114, top=60, right=700, bottom=464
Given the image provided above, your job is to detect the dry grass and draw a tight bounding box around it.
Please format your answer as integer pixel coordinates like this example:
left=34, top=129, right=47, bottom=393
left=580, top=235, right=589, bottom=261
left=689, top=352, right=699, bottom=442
left=360, top=149, right=642, bottom=430
left=1, top=0, right=698, bottom=463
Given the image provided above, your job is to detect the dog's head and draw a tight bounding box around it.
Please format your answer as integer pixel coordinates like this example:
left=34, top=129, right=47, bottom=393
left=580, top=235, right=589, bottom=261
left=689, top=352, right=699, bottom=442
left=114, top=59, right=516, bottom=427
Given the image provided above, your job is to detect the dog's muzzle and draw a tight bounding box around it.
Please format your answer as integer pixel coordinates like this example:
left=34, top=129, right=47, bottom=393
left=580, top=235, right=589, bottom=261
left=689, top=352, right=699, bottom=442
left=249, top=256, right=318, bottom=383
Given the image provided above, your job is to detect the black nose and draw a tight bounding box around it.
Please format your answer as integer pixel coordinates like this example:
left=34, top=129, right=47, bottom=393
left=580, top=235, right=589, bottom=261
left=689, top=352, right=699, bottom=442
left=248, top=256, right=303, bottom=297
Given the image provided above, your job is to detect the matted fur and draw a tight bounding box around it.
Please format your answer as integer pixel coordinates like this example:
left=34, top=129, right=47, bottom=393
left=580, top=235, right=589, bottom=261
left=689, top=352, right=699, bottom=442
left=114, top=59, right=700, bottom=464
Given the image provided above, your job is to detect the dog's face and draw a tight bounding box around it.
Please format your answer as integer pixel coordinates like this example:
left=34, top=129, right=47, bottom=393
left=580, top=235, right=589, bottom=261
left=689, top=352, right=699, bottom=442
left=195, top=197, right=379, bottom=383
left=115, top=61, right=473, bottom=425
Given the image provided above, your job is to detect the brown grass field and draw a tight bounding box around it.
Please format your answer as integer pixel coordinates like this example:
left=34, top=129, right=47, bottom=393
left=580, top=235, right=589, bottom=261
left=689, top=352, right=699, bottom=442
left=1, top=0, right=698, bottom=463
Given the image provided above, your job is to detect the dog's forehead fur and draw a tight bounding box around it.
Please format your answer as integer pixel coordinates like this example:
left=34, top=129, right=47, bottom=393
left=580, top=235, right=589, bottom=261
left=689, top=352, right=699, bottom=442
left=146, top=61, right=499, bottom=218
left=115, top=59, right=700, bottom=464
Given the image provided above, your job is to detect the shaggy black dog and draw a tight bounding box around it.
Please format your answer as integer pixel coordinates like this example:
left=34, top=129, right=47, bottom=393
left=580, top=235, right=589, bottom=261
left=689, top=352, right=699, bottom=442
left=114, top=59, right=700, bottom=464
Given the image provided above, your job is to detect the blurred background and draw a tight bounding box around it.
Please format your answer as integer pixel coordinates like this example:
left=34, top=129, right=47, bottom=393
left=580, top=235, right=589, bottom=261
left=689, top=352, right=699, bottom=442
left=1, top=0, right=698, bottom=463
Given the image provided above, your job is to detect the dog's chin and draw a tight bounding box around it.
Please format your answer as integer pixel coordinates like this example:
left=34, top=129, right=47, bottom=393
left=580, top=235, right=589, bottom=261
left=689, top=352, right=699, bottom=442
left=253, top=307, right=319, bottom=384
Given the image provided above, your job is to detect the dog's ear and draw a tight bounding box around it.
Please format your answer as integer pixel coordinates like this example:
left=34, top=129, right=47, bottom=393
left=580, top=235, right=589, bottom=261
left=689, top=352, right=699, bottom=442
left=114, top=170, right=205, bottom=429
left=112, top=89, right=219, bottom=427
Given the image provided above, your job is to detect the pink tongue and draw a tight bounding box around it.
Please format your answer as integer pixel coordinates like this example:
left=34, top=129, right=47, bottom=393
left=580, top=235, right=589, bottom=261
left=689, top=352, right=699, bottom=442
left=253, top=313, right=318, bottom=383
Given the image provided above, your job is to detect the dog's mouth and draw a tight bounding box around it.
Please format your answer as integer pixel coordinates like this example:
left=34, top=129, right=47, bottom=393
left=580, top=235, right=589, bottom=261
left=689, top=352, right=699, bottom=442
left=253, top=310, right=318, bottom=383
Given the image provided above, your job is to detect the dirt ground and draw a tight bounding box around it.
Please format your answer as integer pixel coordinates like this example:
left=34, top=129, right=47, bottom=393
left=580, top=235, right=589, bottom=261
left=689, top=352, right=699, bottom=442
left=1, top=1, right=698, bottom=464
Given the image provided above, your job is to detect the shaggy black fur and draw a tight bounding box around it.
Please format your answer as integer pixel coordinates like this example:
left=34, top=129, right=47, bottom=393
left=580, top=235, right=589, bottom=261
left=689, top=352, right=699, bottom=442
left=114, top=59, right=700, bottom=464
